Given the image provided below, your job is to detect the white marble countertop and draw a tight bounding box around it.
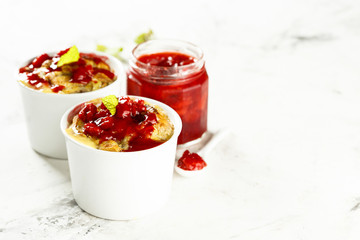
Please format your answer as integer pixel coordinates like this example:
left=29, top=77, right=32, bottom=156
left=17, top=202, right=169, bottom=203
left=2, top=0, right=360, bottom=239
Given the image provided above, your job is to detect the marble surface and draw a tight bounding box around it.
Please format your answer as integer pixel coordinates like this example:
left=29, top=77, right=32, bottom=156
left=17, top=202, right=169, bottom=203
left=2, top=0, right=360, bottom=239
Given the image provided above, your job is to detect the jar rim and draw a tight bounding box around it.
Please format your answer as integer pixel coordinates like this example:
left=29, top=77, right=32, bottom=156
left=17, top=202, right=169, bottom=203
left=130, top=39, right=204, bottom=72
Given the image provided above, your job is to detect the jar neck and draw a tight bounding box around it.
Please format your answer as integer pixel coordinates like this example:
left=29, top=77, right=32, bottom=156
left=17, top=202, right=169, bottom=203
left=129, top=39, right=205, bottom=83
left=129, top=57, right=205, bottom=80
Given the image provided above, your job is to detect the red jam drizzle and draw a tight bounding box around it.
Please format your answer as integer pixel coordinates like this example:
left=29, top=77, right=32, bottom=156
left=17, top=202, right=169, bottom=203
left=19, top=48, right=115, bottom=93
left=27, top=73, right=47, bottom=86
left=93, top=68, right=115, bottom=79
left=80, top=53, right=109, bottom=64
left=70, top=64, right=93, bottom=84
left=127, top=51, right=208, bottom=144
left=51, top=85, right=65, bottom=93
left=177, top=150, right=207, bottom=171
left=31, top=53, right=51, bottom=68
left=74, top=97, right=162, bottom=152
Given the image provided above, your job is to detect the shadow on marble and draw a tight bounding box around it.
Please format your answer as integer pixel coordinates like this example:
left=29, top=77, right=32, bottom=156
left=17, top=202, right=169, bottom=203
left=34, top=150, right=71, bottom=180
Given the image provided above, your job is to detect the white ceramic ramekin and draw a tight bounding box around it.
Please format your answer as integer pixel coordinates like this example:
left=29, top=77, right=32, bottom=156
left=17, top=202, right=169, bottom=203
left=60, top=96, right=182, bottom=220
left=18, top=51, right=125, bottom=159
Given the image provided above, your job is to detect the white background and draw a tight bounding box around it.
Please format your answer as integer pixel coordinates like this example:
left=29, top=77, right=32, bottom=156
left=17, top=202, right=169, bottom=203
left=1, top=0, right=360, bottom=239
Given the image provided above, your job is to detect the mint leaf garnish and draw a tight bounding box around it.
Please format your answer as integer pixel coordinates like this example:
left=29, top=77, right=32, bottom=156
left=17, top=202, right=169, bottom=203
left=134, top=29, right=153, bottom=44
left=96, top=45, right=125, bottom=62
left=57, top=46, right=80, bottom=67
left=102, top=95, right=118, bottom=115
left=96, top=45, right=107, bottom=52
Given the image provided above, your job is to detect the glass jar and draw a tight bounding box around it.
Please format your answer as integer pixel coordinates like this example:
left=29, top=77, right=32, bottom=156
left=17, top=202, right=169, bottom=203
left=127, top=39, right=209, bottom=145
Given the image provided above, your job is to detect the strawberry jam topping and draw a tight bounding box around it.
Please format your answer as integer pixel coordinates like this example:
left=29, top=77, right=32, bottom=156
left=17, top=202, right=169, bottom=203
left=177, top=150, right=207, bottom=171
left=71, top=65, right=93, bottom=84
left=73, top=97, right=161, bottom=152
left=31, top=53, right=51, bottom=68
left=51, top=85, right=65, bottom=93
left=19, top=48, right=115, bottom=93
left=137, top=52, right=196, bottom=67
left=26, top=73, right=47, bottom=86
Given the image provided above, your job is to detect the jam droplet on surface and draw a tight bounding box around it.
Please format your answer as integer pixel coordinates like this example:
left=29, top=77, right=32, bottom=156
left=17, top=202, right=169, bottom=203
left=177, top=150, right=207, bottom=171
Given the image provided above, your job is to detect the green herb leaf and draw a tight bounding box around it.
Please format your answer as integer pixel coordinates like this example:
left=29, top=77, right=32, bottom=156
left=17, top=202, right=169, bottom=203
left=96, top=45, right=107, bottom=52
left=134, top=29, right=153, bottom=44
left=102, top=95, right=118, bottom=115
left=96, top=45, right=125, bottom=62
left=110, top=47, right=124, bottom=57
left=57, top=46, right=80, bottom=67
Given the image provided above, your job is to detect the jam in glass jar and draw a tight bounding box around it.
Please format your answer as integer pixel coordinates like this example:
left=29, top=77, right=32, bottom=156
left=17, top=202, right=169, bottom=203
left=127, top=39, right=208, bottom=145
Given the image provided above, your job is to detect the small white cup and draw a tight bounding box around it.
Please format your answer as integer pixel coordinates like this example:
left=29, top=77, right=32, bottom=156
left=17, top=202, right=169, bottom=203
left=18, top=51, right=125, bottom=159
left=60, top=96, right=182, bottom=220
